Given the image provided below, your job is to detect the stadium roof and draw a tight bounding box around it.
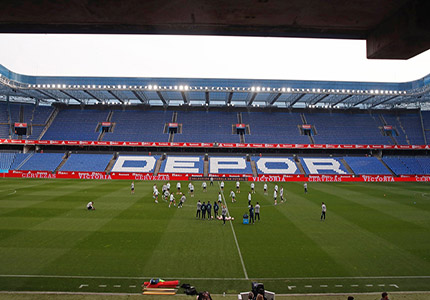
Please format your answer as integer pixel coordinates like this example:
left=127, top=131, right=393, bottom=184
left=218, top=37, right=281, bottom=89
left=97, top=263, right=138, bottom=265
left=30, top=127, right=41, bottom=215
left=1, top=64, right=429, bottom=110
left=0, top=0, right=429, bottom=60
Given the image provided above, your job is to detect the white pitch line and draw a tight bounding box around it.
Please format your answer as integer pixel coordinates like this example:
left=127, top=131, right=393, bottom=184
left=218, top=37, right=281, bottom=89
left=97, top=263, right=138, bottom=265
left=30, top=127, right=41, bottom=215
left=113, top=285, right=121, bottom=288
left=7, top=190, right=16, bottom=195
left=320, top=285, right=328, bottom=288
left=335, top=285, right=343, bottom=287
left=78, top=284, right=88, bottom=289
left=390, top=284, right=400, bottom=289
left=365, top=284, right=373, bottom=287
left=351, top=285, right=359, bottom=287
left=378, top=284, right=386, bottom=287
left=129, top=285, right=136, bottom=288
left=98, top=285, right=106, bottom=288
left=305, top=285, right=312, bottom=288
left=219, top=183, right=248, bottom=280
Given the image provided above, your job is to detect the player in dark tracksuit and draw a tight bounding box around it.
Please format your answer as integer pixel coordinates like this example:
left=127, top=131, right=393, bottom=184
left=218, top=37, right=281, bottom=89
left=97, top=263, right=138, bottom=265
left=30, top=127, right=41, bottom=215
left=249, top=204, right=254, bottom=224
left=201, top=202, right=207, bottom=220
left=213, top=202, right=219, bottom=218
left=206, top=201, right=212, bottom=220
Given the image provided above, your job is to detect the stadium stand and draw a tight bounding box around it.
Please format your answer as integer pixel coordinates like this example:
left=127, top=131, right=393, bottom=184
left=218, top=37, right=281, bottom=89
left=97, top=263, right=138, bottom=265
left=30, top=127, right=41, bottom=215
left=0, top=102, right=9, bottom=123
left=104, top=110, right=171, bottom=142
left=0, top=152, right=16, bottom=170
left=380, top=113, right=425, bottom=145
left=159, top=156, right=204, bottom=174
left=343, top=156, right=392, bottom=175
left=209, top=156, right=252, bottom=174
left=18, top=153, right=64, bottom=172
left=60, top=153, right=113, bottom=172
left=304, top=112, right=391, bottom=145
left=174, top=111, right=240, bottom=143
left=252, top=156, right=301, bottom=174
left=0, top=124, right=10, bottom=138
left=9, top=153, right=32, bottom=170
left=383, top=156, right=430, bottom=175
left=8, top=103, right=20, bottom=123
left=300, top=157, right=349, bottom=174
left=242, top=111, right=310, bottom=144
left=422, top=111, right=430, bottom=143
left=43, top=109, right=109, bottom=141
left=111, top=155, right=161, bottom=173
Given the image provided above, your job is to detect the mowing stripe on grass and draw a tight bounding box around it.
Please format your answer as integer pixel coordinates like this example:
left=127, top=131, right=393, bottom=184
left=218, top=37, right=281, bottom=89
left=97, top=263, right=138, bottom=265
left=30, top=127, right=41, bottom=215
left=1, top=274, right=429, bottom=280
left=219, top=182, right=248, bottom=280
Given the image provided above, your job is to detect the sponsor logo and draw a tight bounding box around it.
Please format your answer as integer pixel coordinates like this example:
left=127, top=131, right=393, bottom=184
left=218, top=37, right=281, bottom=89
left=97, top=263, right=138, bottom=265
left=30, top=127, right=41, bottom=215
left=78, top=172, right=112, bottom=180
left=362, top=175, right=394, bottom=182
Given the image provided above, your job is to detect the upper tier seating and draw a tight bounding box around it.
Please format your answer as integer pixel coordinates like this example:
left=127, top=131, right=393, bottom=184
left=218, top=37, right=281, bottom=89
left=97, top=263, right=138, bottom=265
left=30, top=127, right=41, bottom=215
left=60, top=153, right=113, bottom=172
left=242, top=111, right=310, bottom=144
left=0, top=124, right=10, bottom=138
left=174, top=111, right=240, bottom=143
left=422, top=111, right=430, bottom=144
left=304, top=112, right=391, bottom=145
left=343, top=156, right=391, bottom=175
left=43, top=109, right=109, bottom=141
left=381, top=113, right=425, bottom=145
left=104, top=110, right=171, bottom=142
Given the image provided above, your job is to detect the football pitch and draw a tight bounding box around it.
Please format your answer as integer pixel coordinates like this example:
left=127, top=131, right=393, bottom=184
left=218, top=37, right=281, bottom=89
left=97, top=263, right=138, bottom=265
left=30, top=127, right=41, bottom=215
left=0, top=178, right=429, bottom=297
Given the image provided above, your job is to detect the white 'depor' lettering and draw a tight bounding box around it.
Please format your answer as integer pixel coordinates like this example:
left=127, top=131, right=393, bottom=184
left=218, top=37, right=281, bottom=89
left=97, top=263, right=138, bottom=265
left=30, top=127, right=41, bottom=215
left=111, top=156, right=156, bottom=173
left=256, top=158, right=297, bottom=174
left=303, top=158, right=347, bottom=174
left=163, top=156, right=201, bottom=173
left=210, top=157, right=246, bottom=173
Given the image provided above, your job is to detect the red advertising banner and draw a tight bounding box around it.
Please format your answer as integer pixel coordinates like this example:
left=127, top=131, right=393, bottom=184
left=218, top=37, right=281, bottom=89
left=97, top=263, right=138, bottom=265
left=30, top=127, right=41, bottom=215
left=236, top=123, right=246, bottom=128
left=302, top=124, right=312, bottom=129
left=0, top=138, right=429, bottom=151
left=101, top=122, right=112, bottom=127
left=168, top=123, right=178, bottom=128
left=3, top=170, right=430, bottom=182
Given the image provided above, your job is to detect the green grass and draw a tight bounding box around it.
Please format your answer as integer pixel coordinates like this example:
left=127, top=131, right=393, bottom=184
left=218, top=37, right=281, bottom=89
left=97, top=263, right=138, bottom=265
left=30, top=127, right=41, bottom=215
left=0, top=179, right=429, bottom=296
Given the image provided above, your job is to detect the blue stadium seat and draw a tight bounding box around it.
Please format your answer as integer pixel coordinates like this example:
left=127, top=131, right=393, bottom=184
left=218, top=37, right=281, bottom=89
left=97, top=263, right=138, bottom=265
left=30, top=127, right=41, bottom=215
left=19, top=153, right=64, bottom=172
left=343, top=156, right=391, bottom=175
left=242, top=112, right=310, bottom=144
left=60, top=153, right=113, bottom=172
left=174, top=111, right=240, bottom=143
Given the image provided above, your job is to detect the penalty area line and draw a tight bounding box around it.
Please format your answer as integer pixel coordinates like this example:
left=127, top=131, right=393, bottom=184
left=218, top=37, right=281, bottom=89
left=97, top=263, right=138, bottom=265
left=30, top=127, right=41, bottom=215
left=219, top=182, right=249, bottom=280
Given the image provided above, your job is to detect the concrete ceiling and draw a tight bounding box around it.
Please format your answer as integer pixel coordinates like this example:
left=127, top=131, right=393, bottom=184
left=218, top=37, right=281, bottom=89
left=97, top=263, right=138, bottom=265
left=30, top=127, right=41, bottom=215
left=0, top=0, right=429, bottom=59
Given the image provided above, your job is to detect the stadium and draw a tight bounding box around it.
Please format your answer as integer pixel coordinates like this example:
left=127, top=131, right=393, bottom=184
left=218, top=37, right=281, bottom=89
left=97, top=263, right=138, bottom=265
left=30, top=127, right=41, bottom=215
left=1, top=1, right=430, bottom=300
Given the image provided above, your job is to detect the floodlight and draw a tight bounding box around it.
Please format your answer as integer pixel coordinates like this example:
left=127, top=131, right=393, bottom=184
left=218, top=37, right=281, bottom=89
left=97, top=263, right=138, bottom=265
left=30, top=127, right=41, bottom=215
left=251, top=87, right=256, bottom=92
left=262, top=87, right=265, bottom=91
left=148, top=85, right=153, bottom=90
left=174, top=85, right=178, bottom=90
left=256, top=87, right=261, bottom=92
left=185, top=86, right=189, bottom=90
left=179, top=85, right=184, bottom=90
